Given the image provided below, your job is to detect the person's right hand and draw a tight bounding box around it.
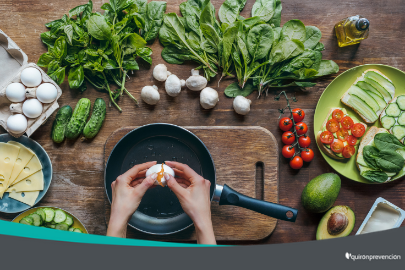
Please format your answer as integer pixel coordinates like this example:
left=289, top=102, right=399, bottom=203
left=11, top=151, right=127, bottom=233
left=164, top=161, right=216, bottom=245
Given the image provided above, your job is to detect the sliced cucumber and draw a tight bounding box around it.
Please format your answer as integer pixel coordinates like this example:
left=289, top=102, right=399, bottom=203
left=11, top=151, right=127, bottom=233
left=45, top=224, right=56, bottom=229
left=365, top=90, right=386, bottom=111
left=348, top=85, right=380, bottom=112
left=392, top=125, right=405, bottom=140
left=397, top=112, right=405, bottom=126
left=65, top=215, right=74, bottom=227
left=397, top=95, right=405, bottom=110
left=31, top=213, right=42, bottom=227
left=68, top=227, right=75, bottom=232
left=35, top=209, right=46, bottom=222
left=55, top=223, right=69, bottom=231
left=54, top=209, right=67, bottom=223
left=381, top=115, right=396, bottom=130
left=73, top=228, right=83, bottom=233
left=43, top=208, right=55, bottom=222
left=347, top=94, right=378, bottom=122
left=356, top=80, right=384, bottom=99
left=20, top=217, right=33, bottom=225
left=365, top=71, right=395, bottom=98
left=364, top=77, right=392, bottom=103
left=385, top=103, right=401, bottom=117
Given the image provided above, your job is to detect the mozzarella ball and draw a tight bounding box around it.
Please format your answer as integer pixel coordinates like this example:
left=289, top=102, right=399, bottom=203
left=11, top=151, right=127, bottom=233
left=233, top=96, right=252, bottom=115
left=141, top=85, right=160, bottom=105
left=146, top=164, right=175, bottom=186
left=36, top=83, right=58, bottom=103
left=22, top=99, right=43, bottom=118
left=7, top=114, right=28, bottom=134
left=200, top=87, right=219, bottom=109
left=5, top=83, right=26, bottom=102
left=20, top=67, right=42, bottom=87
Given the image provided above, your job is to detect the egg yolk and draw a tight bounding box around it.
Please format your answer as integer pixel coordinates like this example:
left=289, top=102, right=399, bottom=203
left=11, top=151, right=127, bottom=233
left=156, top=163, right=165, bottom=187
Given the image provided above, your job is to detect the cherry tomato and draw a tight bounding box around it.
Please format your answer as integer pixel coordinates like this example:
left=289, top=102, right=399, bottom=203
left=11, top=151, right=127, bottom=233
left=292, top=108, right=305, bottom=122
left=301, top=148, right=314, bottom=162
left=331, top=139, right=344, bottom=153
left=332, top=109, right=344, bottom=121
left=342, top=145, right=355, bottom=159
left=341, top=116, right=354, bottom=130
left=279, top=117, right=293, bottom=131
left=326, top=119, right=340, bottom=133
left=295, top=122, right=308, bottom=135
left=298, top=135, right=311, bottom=148
left=351, top=123, right=366, bottom=138
left=336, top=128, right=349, bottom=141
left=282, top=131, right=295, bottom=145
left=347, top=135, right=358, bottom=146
left=320, top=131, right=334, bottom=144
left=282, top=145, right=295, bottom=158
left=290, top=156, right=303, bottom=170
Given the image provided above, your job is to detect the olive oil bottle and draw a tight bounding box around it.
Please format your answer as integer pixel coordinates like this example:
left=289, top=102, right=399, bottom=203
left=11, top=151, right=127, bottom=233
left=335, top=15, right=369, bottom=47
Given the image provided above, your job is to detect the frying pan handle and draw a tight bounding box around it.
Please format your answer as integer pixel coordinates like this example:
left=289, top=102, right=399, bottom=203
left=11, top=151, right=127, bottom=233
left=219, top=184, right=298, bottom=222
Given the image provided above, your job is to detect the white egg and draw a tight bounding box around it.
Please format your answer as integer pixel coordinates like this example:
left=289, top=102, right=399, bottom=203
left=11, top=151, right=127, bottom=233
left=5, top=83, right=26, bottom=102
left=7, top=114, right=28, bottom=134
left=20, top=67, right=42, bottom=87
left=146, top=164, right=175, bottom=186
left=36, top=83, right=58, bottom=103
left=22, top=99, right=43, bottom=118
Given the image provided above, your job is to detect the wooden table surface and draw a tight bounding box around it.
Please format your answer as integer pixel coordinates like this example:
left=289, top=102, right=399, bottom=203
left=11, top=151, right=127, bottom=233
left=1, top=0, right=404, bottom=244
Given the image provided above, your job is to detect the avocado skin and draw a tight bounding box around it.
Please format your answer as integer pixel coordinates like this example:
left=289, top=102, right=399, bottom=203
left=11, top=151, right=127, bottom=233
left=316, top=205, right=355, bottom=240
left=301, top=173, right=341, bottom=213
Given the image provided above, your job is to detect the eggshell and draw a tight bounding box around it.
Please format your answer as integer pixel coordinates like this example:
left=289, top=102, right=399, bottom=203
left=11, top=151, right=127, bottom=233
left=146, top=164, right=175, bottom=186
left=36, top=83, right=58, bottom=103
left=20, top=67, right=42, bottom=87
left=22, top=99, right=43, bottom=118
left=7, top=114, right=28, bottom=134
left=5, top=83, right=26, bottom=102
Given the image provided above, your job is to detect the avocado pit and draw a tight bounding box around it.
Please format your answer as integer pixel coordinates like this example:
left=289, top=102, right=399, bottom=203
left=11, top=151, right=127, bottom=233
left=327, top=212, right=349, bottom=235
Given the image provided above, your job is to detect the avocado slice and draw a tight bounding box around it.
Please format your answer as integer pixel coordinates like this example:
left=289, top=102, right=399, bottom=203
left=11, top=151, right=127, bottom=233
left=316, top=205, right=355, bottom=240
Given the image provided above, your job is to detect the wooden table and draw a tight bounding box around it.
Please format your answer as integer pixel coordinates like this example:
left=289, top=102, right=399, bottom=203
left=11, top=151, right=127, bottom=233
left=1, top=0, right=404, bottom=244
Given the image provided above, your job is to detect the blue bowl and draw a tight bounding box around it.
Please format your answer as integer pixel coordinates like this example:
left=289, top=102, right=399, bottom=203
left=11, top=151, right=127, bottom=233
left=0, top=134, right=52, bottom=213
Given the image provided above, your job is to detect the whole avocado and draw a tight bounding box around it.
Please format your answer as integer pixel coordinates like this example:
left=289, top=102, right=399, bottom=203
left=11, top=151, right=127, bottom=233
left=301, top=173, right=341, bottom=213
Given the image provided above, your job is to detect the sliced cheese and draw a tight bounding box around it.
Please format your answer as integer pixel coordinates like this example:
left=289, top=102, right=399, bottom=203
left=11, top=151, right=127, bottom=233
left=8, top=190, right=39, bottom=206
left=12, top=154, right=42, bottom=186
left=0, top=143, right=21, bottom=199
left=7, top=170, right=44, bottom=192
left=7, top=141, right=35, bottom=186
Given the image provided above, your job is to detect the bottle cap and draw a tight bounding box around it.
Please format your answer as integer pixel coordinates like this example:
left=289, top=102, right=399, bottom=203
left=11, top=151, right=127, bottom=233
left=356, top=18, right=369, bottom=31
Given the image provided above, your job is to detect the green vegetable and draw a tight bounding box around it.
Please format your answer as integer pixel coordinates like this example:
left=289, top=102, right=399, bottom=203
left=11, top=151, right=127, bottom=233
left=361, top=170, right=388, bottom=183
left=51, top=105, right=73, bottom=143
left=374, top=133, right=404, bottom=151
left=65, top=98, right=91, bottom=140
left=83, top=98, right=107, bottom=139
left=375, top=150, right=404, bottom=173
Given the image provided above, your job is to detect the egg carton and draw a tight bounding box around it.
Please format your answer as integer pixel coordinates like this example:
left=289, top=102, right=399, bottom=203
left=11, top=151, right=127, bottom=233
left=0, top=29, right=62, bottom=138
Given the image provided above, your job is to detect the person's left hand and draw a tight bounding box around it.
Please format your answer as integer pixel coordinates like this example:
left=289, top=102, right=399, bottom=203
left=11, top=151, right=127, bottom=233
left=107, top=161, right=157, bottom=237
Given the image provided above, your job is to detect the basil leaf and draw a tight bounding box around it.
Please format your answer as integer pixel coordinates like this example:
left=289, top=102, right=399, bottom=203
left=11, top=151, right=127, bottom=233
left=361, top=171, right=389, bottom=183
left=52, top=37, right=67, bottom=61
left=69, top=0, right=93, bottom=18
left=123, top=59, right=139, bottom=70
left=68, top=65, right=84, bottom=89
left=225, top=82, right=256, bottom=97
left=64, top=24, right=74, bottom=45
left=375, top=150, right=404, bottom=173
left=37, top=53, right=54, bottom=67
left=87, top=14, right=112, bottom=40
left=40, top=31, right=57, bottom=47
left=49, top=66, right=66, bottom=85
left=110, top=0, right=135, bottom=13
left=374, top=133, right=405, bottom=151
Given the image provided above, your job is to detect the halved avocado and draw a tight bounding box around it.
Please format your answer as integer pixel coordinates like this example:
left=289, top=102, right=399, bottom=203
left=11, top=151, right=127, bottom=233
left=316, top=205, right=355, bottom=240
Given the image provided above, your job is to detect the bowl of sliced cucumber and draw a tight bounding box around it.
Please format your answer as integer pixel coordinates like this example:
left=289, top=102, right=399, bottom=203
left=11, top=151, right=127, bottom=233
left=12, top=206, right=87, bottom=233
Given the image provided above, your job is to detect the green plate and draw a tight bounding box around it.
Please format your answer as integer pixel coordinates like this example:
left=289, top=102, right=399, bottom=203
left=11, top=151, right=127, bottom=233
left=314, top=64, right=405, bottom=184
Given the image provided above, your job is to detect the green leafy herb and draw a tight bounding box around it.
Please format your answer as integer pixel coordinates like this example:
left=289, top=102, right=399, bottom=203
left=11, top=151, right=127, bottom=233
left=361, top=171, right=389, bottom=183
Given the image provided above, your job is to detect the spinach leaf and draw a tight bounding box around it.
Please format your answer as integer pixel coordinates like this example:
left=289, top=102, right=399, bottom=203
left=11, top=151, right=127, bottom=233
left=161, top=46, right=194, bottom=64
left=374, top=133, right=405, bottom=151
left=281, top=19, right=306, bottom=42
left=143, top=1, right=167, bottom=43
left=225, top=82, right=256, bottom=97
left=109, top=0, right=135, bottom=13
left=313, top=42, right=325, bottom=51
left=251, top=0, right=276, bottom=22
left=363, top=146, right=380, bottom=170
left=314, top=60, right=339, bottom=77
left=68, top=65, right=84, bottom=89
left=247, top=24, right=274, bottom=61
left=87, top=14, right=112, bottom=40
left=219, top=0, right=247, bottom=25
left=270, top=39, right=304, bottom=64
left=135, top=0, right=148, bottom=14
left=361, top=171, right=389, bottom=183
left=375, top=150, right=404, bottom=173
left=303, top=26, right=322, bottom=50
left=268, top=0, right=282, bottom=27
left=281, top=49, right=322, bottom=75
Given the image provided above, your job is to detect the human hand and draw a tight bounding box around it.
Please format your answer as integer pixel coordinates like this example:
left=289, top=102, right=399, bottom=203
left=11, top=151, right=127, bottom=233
left=165, top=161, right=216, bottom=245
left=107, top=161, right=157, bottom=238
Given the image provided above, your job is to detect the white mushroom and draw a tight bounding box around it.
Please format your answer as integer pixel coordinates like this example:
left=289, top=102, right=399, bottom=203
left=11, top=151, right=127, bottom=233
left=9, top=103, right=23, bottom=114
left=186, top=69, right=207, bottom=91
left=233, top=96, right=252, bottom=115
left=141, top=85, right=160, bottom=105
left=153, top=64, right=171, bottom=82
left=25, top=88, right=37, bottom=98
left=165, top=74, right=184, bottom=97
left=200, top=87, right=219, bottom=109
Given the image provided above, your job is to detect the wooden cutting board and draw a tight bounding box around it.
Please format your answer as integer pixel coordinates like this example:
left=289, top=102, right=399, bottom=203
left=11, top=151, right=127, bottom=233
left=104, top=126, right=279, bottom=241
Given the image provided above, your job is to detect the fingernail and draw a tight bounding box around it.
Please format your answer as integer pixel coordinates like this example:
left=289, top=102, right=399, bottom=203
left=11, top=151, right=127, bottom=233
left=164, top=172, right=170, bottom=180
left=151, top=173, right=157, bottom=180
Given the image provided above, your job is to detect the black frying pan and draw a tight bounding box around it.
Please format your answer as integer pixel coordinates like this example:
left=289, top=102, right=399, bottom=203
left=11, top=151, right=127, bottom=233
left=105, top=124, right=298, bottom=235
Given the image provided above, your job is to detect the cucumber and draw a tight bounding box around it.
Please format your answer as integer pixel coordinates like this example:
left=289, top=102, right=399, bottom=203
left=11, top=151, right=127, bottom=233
left=65, top=98, right=91, bottom=140
left=398, top=112, right=405, bottom=126
left=356, top=80, right=384, bottom=99
left=392, top=125, right=405, bottom=140
left=381, top=115, right=396, bottom=130
left=45, top=224, right=56, bottom=229
left=68, top=227, right=75, bottom=232
left=385, top=103, right=401, bottom=117
left=347, top=94, right=378, bottom=122
left=364, top=77, right=392, bottom=103
left=83, top=98, right=106, bottom=139
left=54, top=209, right=67, bottom=223
left=35, top=209, right=46, bottom=222
left=51, top=105, right=73, bottom=143
left=364, top=71, right=395, bottom=98
left=73, top=228, right=83, bottom=233
left=55, top=223, right=69, bottom=231
left=31, top=213, right=43, bottom=226
left=365, top=90, right=386, bottom=111
left=397, top=95, right=405, bottom=110
left=348, top=85, right=380, bottom=112
left=20, top=217, right=33, bottom=225
left=43, top=208, right=55, bottom=222
left=65, top=215, right=74, bottom=227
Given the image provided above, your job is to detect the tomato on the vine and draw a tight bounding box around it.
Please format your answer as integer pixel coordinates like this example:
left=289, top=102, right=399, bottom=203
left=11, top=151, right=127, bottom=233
left=301, top=148, right=314, bottom=162
left=298, top=135, right=311, bottom=148
left=279, top=117, right=293, bottom=131
left=342, top=145, right=355, bottom=158
left=331, top=140, right=344, bottom=153
left=320, top=131, right=334, bottom=144
left=326, top=119, right=340, bottom=133
left=341, top=116, right=354, bottom=130
left=352, top=123, right=366, bottom=138
left=282, top=145, right=295, bottom=158
left=282, top=131, right=295, bottom=145
left=292, top=108, right=305, bottom=122
left=347, top=135, right=357, bottom=146
left=290, top=156, right=303, bottom=170
left=295, top=122, right=308, bottom=135
left=332, top=109, right=344, bottom=121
